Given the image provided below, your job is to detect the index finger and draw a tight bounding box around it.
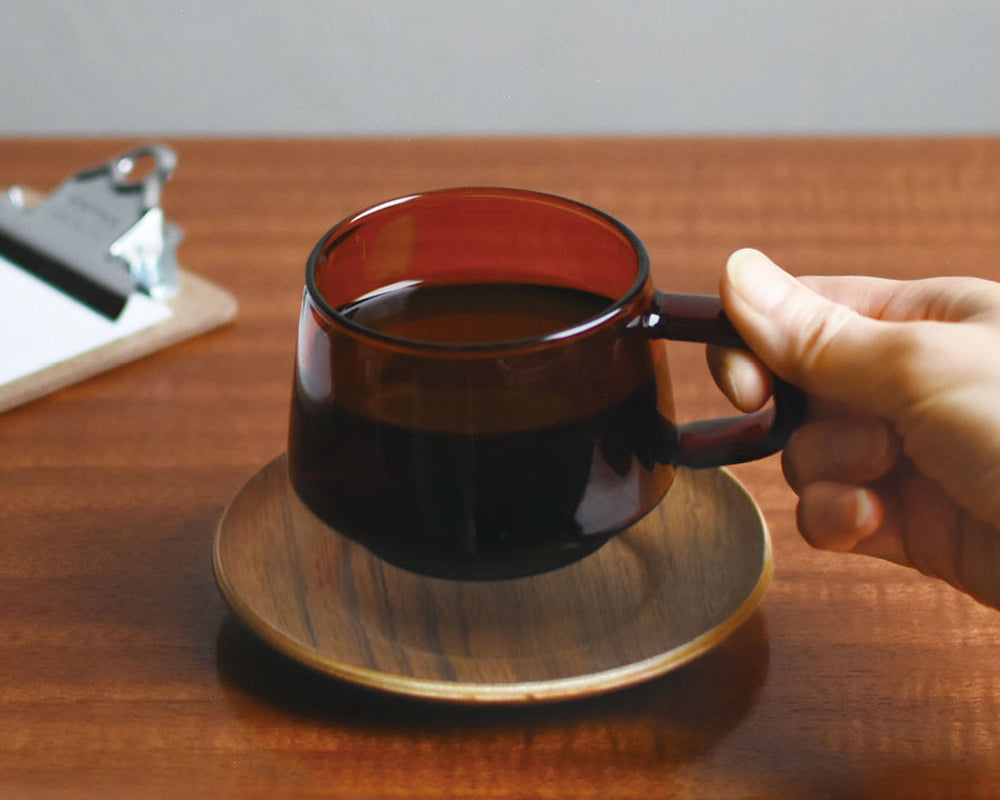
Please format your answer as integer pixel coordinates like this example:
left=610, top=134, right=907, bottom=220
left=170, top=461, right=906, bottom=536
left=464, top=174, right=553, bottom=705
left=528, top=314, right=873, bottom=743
left=799, top=274, right=1000, bottom=324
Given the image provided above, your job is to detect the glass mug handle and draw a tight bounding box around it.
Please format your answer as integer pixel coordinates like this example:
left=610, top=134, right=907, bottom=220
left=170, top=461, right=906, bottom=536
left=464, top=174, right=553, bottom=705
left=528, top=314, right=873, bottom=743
left=649, top=291, right=809, bottom=469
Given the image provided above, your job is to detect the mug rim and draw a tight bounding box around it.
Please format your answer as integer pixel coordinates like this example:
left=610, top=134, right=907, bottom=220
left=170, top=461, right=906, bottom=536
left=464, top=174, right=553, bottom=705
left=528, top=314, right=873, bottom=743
left=304, top=187, right=651, bottom=354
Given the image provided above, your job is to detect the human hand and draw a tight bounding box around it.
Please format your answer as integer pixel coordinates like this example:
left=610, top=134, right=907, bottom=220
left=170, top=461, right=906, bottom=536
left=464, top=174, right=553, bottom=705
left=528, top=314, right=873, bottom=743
left=711, top=248, right=1000, bottom=609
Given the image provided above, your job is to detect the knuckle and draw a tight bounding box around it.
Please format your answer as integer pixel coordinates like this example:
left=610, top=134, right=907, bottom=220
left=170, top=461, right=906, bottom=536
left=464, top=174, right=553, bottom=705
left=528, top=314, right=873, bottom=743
left=786, top=303, right=856, bottom=380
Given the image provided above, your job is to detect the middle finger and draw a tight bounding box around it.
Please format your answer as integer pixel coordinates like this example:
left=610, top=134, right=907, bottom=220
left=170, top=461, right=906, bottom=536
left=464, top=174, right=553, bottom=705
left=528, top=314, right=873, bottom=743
left=782, top=416, right=901, bottom=491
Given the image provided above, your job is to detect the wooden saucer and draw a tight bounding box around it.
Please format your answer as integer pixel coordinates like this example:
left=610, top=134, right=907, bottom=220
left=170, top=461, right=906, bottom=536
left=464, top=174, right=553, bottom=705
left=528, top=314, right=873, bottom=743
left=213, top=454, right=772, bottom=704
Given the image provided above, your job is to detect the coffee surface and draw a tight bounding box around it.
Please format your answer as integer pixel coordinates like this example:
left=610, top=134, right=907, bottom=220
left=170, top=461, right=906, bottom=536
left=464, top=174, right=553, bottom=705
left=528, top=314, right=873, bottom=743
left=340, top=281, right=614, bottom=344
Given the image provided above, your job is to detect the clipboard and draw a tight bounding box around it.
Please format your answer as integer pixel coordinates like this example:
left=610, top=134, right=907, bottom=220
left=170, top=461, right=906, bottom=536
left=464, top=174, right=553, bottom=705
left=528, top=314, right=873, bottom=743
left=0, top=145, right=237, bottom=414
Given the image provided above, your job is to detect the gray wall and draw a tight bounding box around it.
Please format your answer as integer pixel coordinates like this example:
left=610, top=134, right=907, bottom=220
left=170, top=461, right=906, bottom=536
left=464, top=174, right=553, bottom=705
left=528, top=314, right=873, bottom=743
left=3, top=0, right=999, bottom=136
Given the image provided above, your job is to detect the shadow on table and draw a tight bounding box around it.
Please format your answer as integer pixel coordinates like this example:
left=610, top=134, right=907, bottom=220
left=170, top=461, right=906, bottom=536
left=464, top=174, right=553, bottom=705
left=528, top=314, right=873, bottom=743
left=215, top=608, right=770, bottom=767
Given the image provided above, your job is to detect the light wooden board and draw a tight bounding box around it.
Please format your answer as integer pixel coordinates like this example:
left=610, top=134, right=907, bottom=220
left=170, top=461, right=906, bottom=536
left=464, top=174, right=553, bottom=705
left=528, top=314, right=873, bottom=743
left=214, top=453, right=772, bottom=704
left=0, top=267, right=236, bottom=413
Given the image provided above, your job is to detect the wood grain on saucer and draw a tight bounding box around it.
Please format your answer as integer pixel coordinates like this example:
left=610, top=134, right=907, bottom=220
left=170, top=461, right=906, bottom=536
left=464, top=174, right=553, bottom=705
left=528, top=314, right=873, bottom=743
left=213, top=453, right=772, bottom=703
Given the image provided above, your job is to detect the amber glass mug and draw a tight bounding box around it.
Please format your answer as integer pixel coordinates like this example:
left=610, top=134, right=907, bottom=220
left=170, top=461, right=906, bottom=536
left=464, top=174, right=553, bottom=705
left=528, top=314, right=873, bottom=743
left=288, top=188, right=805, bottom=580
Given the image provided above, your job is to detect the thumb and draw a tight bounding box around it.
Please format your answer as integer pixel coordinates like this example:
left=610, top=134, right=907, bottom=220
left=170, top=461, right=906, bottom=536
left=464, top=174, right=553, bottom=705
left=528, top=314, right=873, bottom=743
left=721, top=249, right=905, bottom=415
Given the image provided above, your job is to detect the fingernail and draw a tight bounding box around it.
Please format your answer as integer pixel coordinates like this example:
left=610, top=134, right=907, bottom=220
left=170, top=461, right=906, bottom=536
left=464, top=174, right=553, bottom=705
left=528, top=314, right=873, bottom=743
left=852, top=488, right=881, bottom=537
left=726, top=249, right=790, bottom=314
left=720, top=366, right=744, bottom=411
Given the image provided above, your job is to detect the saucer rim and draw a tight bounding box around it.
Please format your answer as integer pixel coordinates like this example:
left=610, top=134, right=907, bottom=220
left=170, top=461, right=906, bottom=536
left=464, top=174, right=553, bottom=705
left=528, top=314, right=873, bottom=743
left=213, top=454, right=772, bottom=705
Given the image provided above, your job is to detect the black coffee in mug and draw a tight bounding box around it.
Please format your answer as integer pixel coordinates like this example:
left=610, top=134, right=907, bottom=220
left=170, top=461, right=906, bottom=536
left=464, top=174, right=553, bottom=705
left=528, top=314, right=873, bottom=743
left=290, top=280, right=676, bottom=579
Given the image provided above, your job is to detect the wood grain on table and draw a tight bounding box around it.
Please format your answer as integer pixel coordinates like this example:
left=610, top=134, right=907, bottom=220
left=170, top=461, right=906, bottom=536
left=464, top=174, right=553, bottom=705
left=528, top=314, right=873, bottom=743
left=2, top=138, right=1000, bottom=799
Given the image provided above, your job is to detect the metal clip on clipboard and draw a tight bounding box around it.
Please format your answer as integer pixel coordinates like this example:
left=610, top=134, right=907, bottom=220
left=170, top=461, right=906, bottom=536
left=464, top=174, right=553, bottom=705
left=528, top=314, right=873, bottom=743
left=0, top=144, right=182, bottom=320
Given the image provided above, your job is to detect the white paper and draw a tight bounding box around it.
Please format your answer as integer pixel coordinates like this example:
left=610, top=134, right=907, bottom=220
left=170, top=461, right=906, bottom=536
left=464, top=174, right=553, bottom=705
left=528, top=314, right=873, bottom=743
left=0, top=254, right=173, bottom=386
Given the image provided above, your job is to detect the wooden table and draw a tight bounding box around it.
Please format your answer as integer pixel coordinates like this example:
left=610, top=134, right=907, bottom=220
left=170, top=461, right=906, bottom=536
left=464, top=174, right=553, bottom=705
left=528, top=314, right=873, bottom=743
left=2, top=138, right=1000, bottom=798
